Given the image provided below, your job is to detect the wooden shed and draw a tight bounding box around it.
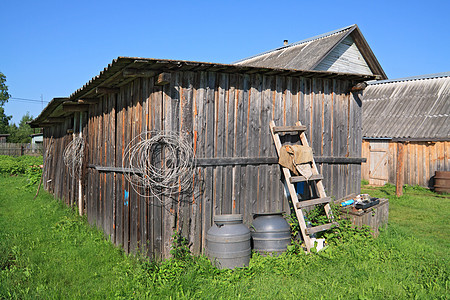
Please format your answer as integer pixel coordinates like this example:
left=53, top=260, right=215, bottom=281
left=30, top=57, right=373, bottom=258
left=361, top=72, right=450, bottom=187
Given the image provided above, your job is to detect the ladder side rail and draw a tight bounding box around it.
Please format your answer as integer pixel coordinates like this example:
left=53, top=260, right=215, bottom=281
left=295, top=121, right=334, bottom=219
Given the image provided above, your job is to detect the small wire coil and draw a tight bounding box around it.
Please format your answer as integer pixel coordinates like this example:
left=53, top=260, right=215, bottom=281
left=122, top=131, right=195, bottom=205
left=63, top=136, right=85, bottom=178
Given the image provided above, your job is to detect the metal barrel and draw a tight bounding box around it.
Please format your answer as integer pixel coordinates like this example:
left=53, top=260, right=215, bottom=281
left=206, top=214, right=251, bottom=269
left=251, top=212, right=291, bottom=255
left=435, top=171, right=450, bottom=194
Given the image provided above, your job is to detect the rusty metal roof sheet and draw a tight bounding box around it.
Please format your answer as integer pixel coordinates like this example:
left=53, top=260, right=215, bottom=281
left=362, top=73, right=450, bottom=140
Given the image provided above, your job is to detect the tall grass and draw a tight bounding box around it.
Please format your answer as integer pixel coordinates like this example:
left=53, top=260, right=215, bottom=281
left=0, top=175, right=448, bottom=299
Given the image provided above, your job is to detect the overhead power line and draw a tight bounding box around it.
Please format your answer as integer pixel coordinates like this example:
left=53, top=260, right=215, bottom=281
left=9, top=97, right=49, bottom=103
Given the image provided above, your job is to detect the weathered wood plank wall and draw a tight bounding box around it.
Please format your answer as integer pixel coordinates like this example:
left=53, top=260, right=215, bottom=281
left=43, top=70, right=363, bottom=259
left=362, top=140, right=449, bottom=187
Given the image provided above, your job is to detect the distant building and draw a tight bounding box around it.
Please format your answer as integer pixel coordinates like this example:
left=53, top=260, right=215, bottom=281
left=0, top=134, right=9, bottom=143
left=30, top=133, right=43, bottom=152
left=361, top=72, right=450, bottom=187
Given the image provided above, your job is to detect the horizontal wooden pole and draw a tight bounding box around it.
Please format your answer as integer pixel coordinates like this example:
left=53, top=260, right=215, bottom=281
left=196, top=156, right=366, bottom=166
left=195, top=157, right=277, bottom=166
left=316, top=157, right=367, bottom=164
left=88, top=165, right=143, bottom=174
left=89, top=155, right=367, bottom=172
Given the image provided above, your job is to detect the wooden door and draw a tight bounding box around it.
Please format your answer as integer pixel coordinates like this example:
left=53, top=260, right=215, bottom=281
left=369, top=141, right=389, bottom=185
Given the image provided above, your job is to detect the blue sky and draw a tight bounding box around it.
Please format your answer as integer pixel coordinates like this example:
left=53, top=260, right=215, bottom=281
left=1, top=0, right=449, bottom=124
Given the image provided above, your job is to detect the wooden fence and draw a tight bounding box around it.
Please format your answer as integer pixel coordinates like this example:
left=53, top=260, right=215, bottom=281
left=362, top=140, right=449, bottom=187
left=0, top=143, right=43, bottom=156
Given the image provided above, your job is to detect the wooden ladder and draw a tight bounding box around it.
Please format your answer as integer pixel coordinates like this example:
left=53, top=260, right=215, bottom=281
left=270, top=120, right=338, bottom=252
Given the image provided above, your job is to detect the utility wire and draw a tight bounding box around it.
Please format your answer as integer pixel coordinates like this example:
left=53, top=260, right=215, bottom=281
left=9, top=97, right=49, bottom=103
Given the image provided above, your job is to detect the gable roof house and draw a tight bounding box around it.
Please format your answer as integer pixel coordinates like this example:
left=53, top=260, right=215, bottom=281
left=361, top=72, right=450, bottom=187
left=235, top=24, right=387, bottom=80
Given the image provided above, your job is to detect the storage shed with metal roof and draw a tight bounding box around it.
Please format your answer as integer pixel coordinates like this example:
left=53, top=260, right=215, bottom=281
left=30, top=56, right=373, bottom=258
left=361, top=72, right=450, bottom=187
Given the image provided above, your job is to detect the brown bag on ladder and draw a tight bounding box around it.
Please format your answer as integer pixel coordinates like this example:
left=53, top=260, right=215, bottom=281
left=278, top=145, right=313, bottom=179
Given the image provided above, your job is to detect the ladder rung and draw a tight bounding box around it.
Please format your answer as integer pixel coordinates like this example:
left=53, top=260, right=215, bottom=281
left=290, top=174, right=323, bottom=183
left=272, top=125, right=307, bottom=134
left=296, top=197, right=332, bottom=208
left=305, top=222, right=339, bottom=235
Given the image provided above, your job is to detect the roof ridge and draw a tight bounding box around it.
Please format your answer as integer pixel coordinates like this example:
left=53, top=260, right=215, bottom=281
left=233, top=24, right=356, bottom=64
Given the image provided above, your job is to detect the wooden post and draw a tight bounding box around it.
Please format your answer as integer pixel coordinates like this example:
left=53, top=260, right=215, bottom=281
left=396, top=142, right=404, bottom=197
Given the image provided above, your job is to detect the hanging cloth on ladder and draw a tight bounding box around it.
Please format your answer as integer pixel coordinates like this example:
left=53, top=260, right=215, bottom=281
left=278, top=145, right=314, bottom=179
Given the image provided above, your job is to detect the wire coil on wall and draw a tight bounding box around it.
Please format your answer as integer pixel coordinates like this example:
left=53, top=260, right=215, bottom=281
left=122, top=131, right=195, bottom=204
left=63, top=136, right=85, bottom=178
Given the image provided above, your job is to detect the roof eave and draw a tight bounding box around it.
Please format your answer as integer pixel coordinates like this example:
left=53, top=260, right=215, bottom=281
left=29, top=97, right=69, bottom=128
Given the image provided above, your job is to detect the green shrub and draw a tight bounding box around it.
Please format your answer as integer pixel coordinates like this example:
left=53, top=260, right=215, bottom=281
left=0, top=155, right=42, bottom=175
left=0, top=155, right=43, bottom=187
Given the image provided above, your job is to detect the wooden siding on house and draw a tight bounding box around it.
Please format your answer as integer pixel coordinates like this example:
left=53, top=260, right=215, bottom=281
left=39, top=61, right=368, bottom=259
left=362, top=140, right=450, bottom=187
left=315, top=36, right=373, bottom=76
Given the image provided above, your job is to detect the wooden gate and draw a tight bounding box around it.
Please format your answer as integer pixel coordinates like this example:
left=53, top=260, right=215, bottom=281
left=368, top=141, right=389, bottom=185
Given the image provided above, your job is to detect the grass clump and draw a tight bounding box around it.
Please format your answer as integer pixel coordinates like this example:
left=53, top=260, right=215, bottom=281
left=1, top=175, right=449, bottom=299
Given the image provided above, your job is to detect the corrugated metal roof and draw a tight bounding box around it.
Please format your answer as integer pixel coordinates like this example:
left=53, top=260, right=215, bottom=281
left=363, top=75, right=450, bottom=140
left=367, top=71, right=450, bottom=85
left=234, top=26, right=354, bottom=70
left=234, top=24, right=387, bottom=79
left=233, top=24, right=356, bottom=64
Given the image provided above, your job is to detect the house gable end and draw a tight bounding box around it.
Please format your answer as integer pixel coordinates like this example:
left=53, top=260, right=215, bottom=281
left=314, top=35, right=373, bottom=75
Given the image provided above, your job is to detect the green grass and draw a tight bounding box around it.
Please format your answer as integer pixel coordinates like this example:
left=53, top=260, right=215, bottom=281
left=1, top=175, right=448, bottom=299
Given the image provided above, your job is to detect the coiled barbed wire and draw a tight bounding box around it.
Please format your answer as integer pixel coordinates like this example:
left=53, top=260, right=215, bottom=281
left=63, top=136, right=85, bottom=178
left=122, top=131, right=195, bottom=205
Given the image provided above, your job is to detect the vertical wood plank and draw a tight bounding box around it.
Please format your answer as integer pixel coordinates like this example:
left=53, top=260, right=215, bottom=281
left=322, top=79, right=332, bottom=196
left=223, top=73, right=236, bottom=214
left=237, top=74, right=250, bottom=217
left=192, top=71, right=207, bottom=254
left=261, top=75, right=273, bottom=212
left=201, top=71, right=216, bottom=249
left=115, top=87, right=125, bottom=248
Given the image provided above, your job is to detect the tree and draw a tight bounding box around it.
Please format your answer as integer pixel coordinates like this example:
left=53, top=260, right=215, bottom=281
left=0, top=72, right=12, bottom=134
left=0, top=72, right=11, bottom=106
left=0, top=107, right=12, bottom=134
left=8, top=112, right=34, bottom=143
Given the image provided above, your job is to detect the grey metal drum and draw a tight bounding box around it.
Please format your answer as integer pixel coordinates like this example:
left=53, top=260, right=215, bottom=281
left=206, top=214, right=251, bottom=269
left=251, top=212, right=291, bottom=255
